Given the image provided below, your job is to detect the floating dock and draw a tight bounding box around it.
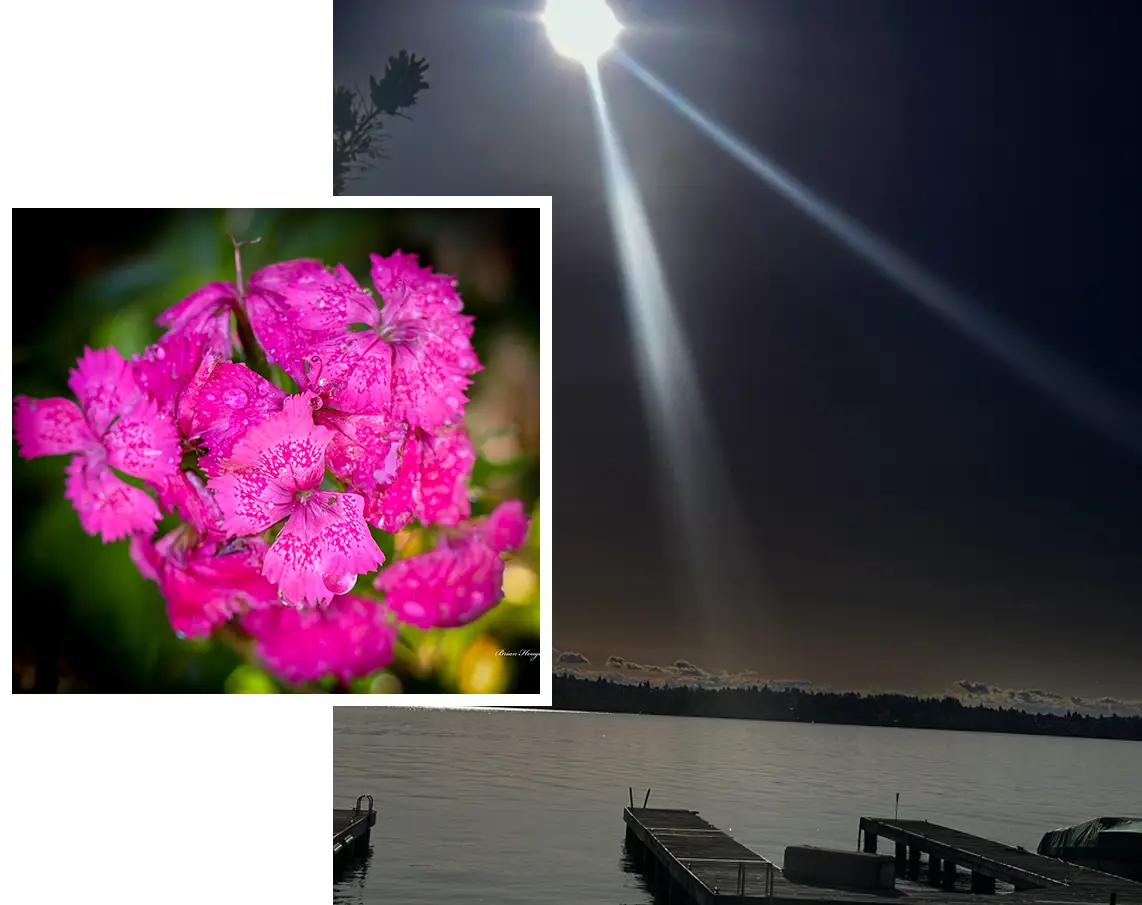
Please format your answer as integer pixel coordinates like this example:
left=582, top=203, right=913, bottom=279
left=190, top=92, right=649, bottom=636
left=623, top=804, right=1142, bottom=905
left=860, top=817, right=1137, bottom=897
left=334, top=795, right=377, bottom=870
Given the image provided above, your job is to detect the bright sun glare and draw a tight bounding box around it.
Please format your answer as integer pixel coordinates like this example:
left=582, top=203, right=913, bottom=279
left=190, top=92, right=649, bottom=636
left=542, top=0, right=623, bottom=65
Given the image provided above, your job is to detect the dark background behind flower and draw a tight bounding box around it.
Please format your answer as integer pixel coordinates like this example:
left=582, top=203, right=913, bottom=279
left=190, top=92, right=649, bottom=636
left=12, top=208, right=541, bottom=693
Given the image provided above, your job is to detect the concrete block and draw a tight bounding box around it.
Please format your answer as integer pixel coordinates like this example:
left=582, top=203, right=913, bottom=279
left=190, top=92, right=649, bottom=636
left=784, top=845, right=897, bottom=891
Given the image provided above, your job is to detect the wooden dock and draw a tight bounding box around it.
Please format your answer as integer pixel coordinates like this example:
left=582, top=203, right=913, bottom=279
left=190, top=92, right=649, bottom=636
left=860, top=818, right=1140, bottom=899
left=623, top=806, right=1142, bottom=905
left=334, top=795, right=377, bottom=870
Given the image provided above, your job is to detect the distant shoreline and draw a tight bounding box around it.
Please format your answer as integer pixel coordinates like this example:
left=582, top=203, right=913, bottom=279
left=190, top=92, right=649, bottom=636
left=553, top=674, right=1142, bottom=741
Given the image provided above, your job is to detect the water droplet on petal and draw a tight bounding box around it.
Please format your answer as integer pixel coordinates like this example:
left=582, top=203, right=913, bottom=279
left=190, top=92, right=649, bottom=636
left=222, top=388, right=249, bottom=408
left=324, top=571, right=356, bottom=594
left=155, top=346, right=166, bottom=360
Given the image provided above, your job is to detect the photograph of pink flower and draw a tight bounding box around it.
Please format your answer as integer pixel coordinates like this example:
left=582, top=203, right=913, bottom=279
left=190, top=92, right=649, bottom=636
left=12, top=207, right=546, bottom=695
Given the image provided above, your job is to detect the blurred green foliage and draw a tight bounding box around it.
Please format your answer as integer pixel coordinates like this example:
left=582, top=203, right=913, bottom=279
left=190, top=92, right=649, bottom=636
left=13, top=209, right=541, bottom=693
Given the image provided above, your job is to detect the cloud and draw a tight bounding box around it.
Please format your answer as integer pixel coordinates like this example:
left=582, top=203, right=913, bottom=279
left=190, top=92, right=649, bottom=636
left=556, top=653, right=815, bottom=690
left=950, top=680, right=1142, bottom=718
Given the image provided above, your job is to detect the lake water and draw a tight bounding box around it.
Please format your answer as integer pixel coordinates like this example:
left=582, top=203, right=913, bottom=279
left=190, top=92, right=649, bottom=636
left=333, top=708, right=1141, bottom=904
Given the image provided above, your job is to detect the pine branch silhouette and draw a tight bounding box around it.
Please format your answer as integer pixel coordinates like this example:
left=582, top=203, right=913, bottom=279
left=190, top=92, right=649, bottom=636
left=333, top=51, right=430, bottom=194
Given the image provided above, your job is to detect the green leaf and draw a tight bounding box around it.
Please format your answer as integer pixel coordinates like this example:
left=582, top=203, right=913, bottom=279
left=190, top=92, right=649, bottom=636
left=268, top=365, right=298, bottom=393
left=370, top=525, right=397, bottom=563
left=225, top=665, right=280, bottom=694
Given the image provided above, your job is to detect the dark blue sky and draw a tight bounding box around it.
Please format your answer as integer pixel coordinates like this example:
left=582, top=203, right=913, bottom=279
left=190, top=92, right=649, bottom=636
left=336, top=0, right=1142, bottom=698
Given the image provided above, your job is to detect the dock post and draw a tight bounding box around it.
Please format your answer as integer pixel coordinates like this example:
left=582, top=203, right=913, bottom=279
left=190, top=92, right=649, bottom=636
left=863, top=831, right=878, bottom=854
left=908, top=846, right=921, bottom=879
left=929, top=856, right=943, bottom=886
left=895, top=841, right=906, bottom=869
left=942, top=860, right=957, bottom=890
left=970, top=871, right=996, bottom=894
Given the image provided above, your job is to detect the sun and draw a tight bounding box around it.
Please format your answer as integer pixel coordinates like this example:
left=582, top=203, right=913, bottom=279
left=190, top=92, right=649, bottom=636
left=542, top=0, right=623, bottom=66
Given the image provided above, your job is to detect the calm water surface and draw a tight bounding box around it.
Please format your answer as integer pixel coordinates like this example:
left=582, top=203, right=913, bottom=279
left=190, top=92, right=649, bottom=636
left=333, top=708, right=1140, bottom=905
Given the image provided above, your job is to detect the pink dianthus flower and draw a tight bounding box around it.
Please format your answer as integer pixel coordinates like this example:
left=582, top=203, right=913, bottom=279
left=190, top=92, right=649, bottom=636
left=374, top=500, right=529, bottom=628
left=245, top=251, right=480, bottom=430
left=131, top=528, right=278, bottom=639
left=241, top=593, right=397, bottom=684
left=14, top=346, right=180, bottom=542
left=207, top=394, right=385, bottom=607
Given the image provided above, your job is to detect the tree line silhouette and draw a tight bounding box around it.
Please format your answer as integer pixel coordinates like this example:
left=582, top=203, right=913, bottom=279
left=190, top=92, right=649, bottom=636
left=553, top=674, right=1142, bottom=741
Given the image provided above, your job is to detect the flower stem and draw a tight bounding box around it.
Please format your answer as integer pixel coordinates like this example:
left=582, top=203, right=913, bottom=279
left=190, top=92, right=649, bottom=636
left=227, top=235, right=271, bottom=380
left=232, top=302, right=270, bottom=379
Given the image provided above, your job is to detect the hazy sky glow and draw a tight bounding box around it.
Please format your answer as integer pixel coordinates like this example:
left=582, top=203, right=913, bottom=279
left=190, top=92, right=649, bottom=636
left=336, top=0, right=1142, bottom=698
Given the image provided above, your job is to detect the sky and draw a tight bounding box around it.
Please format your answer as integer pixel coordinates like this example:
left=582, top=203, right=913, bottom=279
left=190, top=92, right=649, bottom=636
left=335, top=0, right=1142, bottom=701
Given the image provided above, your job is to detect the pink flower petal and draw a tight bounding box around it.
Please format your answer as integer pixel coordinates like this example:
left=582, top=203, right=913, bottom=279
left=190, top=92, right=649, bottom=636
left=369, top=250, right=460, bottom=310
left=135, top=530, right=278, bottom=638
left=129, top=533, right=164, bottom=582
left=13, top=396, right=98, bottom=458
left=179, top=355, right=287, bottom=475
left=165, top=538, right=278, bottom=638
left=476, top=500, right=530, bottom=552
left=156, top=281, right=237, bottom=356
left=104, top=397, right=182, bottom=484
left=262, top=491, right=384, bottom=607
left=374, top=539, right=503, bottom=629
left=154, top=470, right=227, bottom=540
left=368, top=252, right=480, bottom=430
left=367, top=426, right=474, bottom=533
left=391, top=337, right=473, bottom=429
left=209, top=469, right=294, bottom=536
left=245, top=259, right=340, bottom=380
left=322, top=411, right=403, bottom=506
left=65, top=454, right=162, bottom=542
left=413, top=427, right=476, bottom=526
left=67, top=346, right=143, bottom=435
left=287, top=262, right=377, bottom=333
left=306, top=332, right=393, bottom=415
left=132, top=331, right=210, bottom=418
left=372, top=499, right=529, bottom=628
left=222, top=393, right=332, bottom=487
left=242, top=594, right=397, bottom=684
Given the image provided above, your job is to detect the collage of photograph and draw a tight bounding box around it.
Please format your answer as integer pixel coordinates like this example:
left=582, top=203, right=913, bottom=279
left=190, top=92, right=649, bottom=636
left=6, top=1, right=1142, bottom=905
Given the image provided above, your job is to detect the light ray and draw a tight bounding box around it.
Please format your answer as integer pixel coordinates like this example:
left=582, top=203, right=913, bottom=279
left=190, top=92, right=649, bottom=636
left=584, top=65, right=757, bottom=648
left=619, top=51, right=1142, bottom=459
